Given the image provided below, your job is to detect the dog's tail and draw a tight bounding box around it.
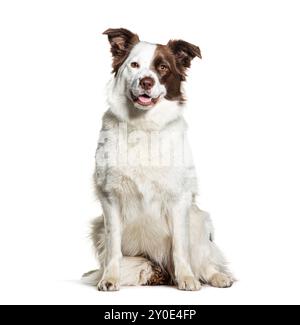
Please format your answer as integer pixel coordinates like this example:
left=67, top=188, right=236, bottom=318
left=81, top=259, right=171, bottom=287
left=81, top=269, right=101, bottom=285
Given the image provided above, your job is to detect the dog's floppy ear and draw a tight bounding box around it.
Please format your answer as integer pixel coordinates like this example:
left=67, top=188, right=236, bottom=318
left=167, top=40, right=201, bottom=69
left=103, top=28, right=140, bottom=74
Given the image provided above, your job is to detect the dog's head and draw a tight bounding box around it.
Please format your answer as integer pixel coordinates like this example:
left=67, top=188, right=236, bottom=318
left=103, top=28, right=201, bottom=111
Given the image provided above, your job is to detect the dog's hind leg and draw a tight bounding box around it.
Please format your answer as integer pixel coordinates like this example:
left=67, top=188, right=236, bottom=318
left=81, top=215, right=106, bottom=286
left=189, top=205, right=234, bottom=288
left=82, top=216, right=169, bottom=288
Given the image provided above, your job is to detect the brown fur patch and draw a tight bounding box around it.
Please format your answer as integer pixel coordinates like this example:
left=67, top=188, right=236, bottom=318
left=147, top=264, right=171, bottom=285
left=167, top=39, right=202, bottom=68
left=151, top=45, right=186, bottom=102
left=103, top=28, right=139, bottom=75
left=151, top=40, right=201, bottom=103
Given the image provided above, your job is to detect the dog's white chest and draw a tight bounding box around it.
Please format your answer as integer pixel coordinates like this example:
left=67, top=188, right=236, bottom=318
left=94, top=116, right=198, bottom=262
left=95, top=118, right=198, bottom=198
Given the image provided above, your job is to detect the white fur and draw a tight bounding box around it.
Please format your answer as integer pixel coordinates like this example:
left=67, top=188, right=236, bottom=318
left=82, top=256, right=154, bottom=286
left=83, top=42, right=233, bottom=291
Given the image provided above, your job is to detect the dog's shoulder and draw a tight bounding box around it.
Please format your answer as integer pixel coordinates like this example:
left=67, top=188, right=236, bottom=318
left=102, top=110, right=120, bottom=130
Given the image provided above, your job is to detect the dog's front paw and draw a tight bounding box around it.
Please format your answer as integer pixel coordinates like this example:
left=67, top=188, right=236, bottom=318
left=177, top=276, right=201, bottom=291
left=208, top=273, right=233, bottom=288
left=97, top=278, right=120, bottom=291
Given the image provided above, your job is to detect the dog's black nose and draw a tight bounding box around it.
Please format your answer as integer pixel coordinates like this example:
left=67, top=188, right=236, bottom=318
left=140, top=77, right=155, bottom=90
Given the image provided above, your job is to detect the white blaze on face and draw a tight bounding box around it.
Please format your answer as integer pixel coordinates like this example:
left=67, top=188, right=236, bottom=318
left=117, top=42, right=167, bottom=108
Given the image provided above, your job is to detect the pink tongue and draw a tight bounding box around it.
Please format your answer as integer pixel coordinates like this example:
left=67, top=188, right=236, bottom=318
left=138, top=96, right=152, bottom=104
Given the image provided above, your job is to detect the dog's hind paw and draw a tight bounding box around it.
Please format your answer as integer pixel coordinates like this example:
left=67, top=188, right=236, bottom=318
left=208, top=273, right=233, bottom=288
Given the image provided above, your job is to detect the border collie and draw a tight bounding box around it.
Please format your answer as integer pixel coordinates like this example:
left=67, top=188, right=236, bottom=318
left=82, top=28, right=233, bottom=291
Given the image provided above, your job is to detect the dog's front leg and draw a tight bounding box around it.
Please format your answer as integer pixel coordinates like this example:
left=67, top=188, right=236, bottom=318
left=169, top=195, right=201, bottom=291
left=97, top=196, right=122, bottom=291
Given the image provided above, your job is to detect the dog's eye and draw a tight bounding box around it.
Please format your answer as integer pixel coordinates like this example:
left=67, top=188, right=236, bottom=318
left=159, top=64, right=168, bottom=71
left=130, top=62, right=140, bottom=68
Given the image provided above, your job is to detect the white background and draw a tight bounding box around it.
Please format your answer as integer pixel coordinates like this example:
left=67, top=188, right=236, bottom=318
left=0, top=0, right=299, bottom=305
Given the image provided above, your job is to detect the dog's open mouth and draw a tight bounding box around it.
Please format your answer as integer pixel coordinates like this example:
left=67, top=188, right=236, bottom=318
left=131, top=93, right=160, bottom=107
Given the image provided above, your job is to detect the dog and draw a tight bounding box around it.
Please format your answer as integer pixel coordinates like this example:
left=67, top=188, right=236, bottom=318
left=82, top=28, right=233, bottom=291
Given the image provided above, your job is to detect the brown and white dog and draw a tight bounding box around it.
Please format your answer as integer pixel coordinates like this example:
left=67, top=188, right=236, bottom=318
left=82, top=28, right=233, bottom=291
